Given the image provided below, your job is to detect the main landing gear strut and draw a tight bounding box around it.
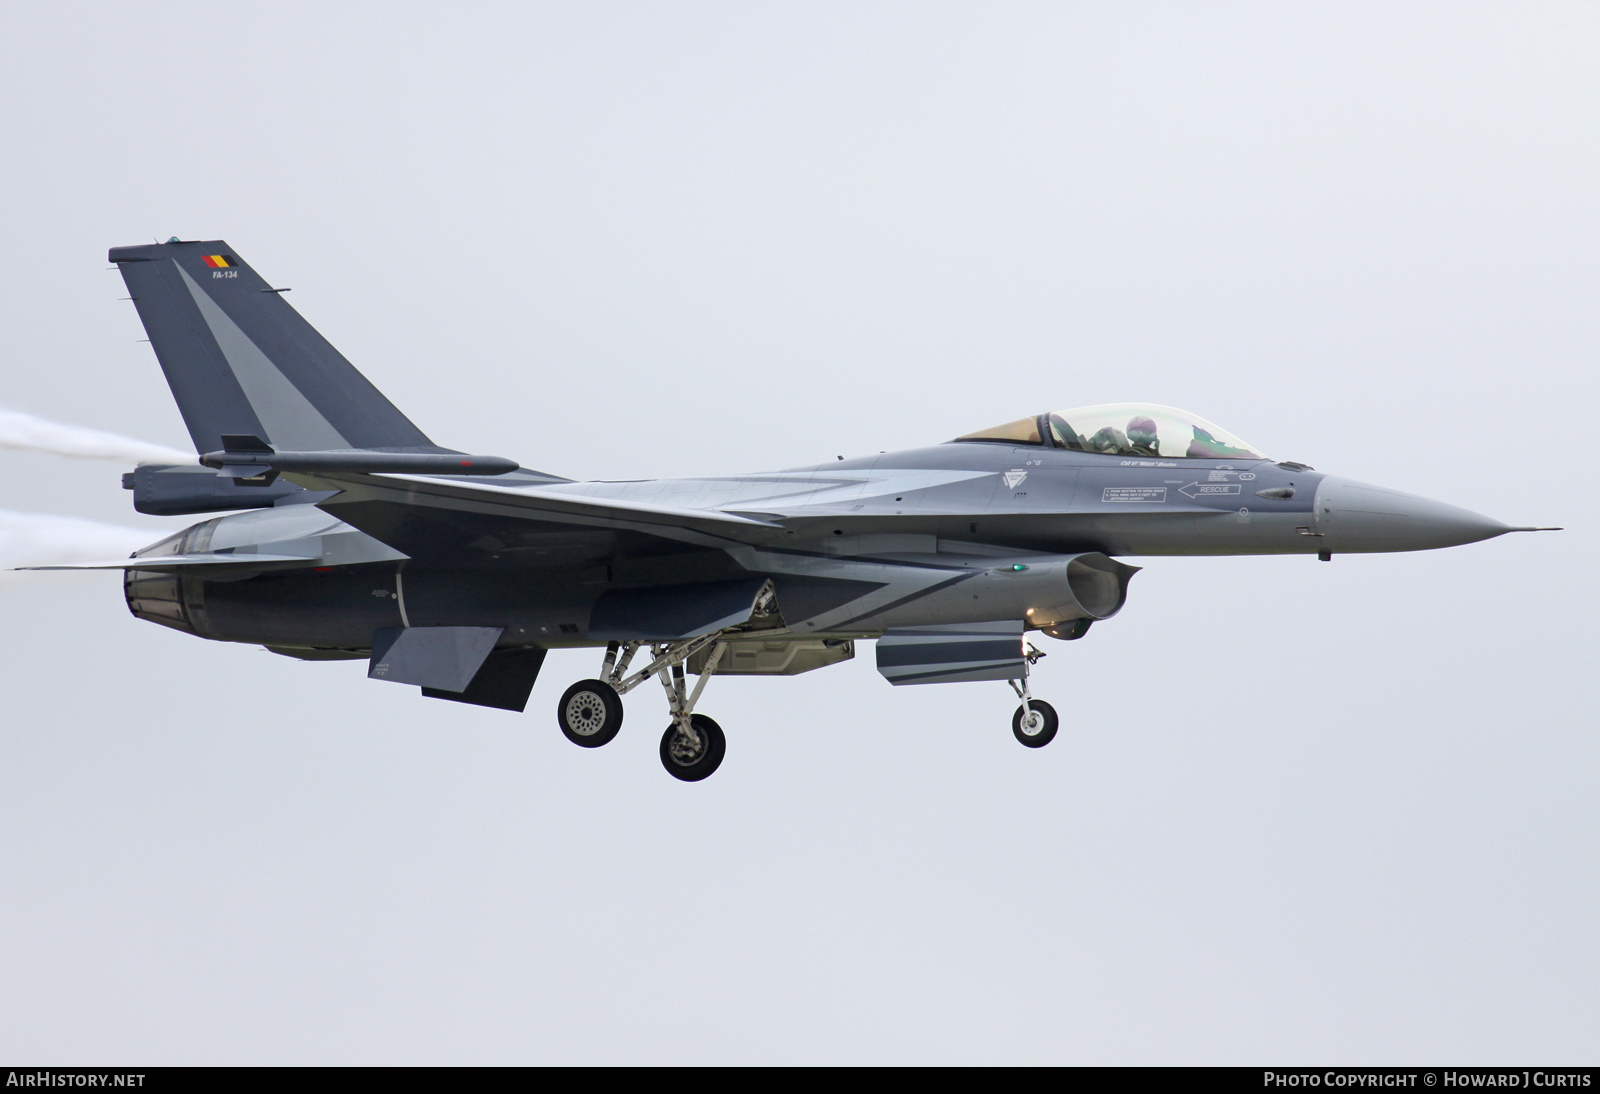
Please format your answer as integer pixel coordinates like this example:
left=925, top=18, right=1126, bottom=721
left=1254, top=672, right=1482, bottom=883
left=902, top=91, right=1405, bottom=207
left=555, top=634, right=732, bottom=782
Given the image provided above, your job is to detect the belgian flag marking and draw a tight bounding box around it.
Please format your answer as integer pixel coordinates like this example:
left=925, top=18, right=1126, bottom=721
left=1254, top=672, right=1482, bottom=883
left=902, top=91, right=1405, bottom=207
left=201, top=255, right=231, bottom=268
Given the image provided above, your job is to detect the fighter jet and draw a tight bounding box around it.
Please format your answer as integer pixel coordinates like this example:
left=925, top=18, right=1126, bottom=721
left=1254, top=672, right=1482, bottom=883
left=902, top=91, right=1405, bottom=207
left=26, top=239, right=1556, bottom=781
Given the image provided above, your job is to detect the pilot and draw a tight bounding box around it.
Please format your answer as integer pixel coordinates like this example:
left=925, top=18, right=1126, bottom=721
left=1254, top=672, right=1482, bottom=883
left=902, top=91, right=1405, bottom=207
left=1126, top=416, right=1160, bottom=457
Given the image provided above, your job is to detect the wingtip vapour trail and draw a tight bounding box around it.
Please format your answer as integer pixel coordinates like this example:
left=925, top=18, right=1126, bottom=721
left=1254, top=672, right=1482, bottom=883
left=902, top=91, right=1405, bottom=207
left=0, top=406, right=193, bottom=465
left=0, top=509, right=157, bottom=576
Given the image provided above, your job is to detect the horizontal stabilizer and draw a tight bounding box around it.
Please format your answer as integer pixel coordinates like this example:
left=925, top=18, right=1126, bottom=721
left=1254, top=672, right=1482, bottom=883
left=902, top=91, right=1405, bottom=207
left=875, top=621, right=1026, bottom=685
left=368, top=626, right=504, bottom=692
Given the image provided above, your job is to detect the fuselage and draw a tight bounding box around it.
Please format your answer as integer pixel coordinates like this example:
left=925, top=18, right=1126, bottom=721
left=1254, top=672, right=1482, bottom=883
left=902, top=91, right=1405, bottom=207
left=121, top=437, right=1512, bottom=659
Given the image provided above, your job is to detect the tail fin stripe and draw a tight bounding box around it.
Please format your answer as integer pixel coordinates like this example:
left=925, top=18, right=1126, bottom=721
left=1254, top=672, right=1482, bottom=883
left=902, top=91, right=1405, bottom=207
left=175, top=263, right=349, bottom=451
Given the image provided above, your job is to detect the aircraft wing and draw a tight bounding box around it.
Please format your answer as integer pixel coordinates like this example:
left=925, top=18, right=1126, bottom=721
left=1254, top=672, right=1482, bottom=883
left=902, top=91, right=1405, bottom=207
left=293, top=470, right=794, bottom=565
left=288, top=464, right=1009, bottom=566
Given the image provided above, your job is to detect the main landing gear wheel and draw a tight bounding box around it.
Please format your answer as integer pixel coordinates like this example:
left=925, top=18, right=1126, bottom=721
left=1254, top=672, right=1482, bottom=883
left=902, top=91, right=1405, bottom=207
left=1012, top=699, right=1059, bottom=748
left=660, top=714, right=726, bottom=782
left=558, top=679, right=624, bottom=747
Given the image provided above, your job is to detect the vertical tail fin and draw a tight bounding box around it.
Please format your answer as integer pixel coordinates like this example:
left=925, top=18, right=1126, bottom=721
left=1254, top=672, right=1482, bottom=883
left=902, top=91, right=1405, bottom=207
left=110, top=239, right=439, bottom=455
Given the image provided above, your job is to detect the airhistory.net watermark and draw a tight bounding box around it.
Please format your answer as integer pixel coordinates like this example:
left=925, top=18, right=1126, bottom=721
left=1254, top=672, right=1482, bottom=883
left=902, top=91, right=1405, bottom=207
left=5, top=1075, right=145, bottom=1088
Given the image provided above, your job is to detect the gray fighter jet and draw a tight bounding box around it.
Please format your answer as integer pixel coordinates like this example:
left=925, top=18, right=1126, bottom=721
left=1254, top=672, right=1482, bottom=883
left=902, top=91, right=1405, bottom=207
left=28, top=239, right=1555, bottom=781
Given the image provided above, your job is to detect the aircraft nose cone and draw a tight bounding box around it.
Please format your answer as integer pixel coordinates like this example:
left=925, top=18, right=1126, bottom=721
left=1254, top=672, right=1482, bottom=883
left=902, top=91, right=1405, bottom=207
left=1313, top=476, right=1512, bottom=554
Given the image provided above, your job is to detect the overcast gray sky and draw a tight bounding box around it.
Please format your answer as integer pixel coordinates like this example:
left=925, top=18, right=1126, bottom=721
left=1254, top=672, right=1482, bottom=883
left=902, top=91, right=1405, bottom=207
left=0, top=1, right=1594, bottom=1064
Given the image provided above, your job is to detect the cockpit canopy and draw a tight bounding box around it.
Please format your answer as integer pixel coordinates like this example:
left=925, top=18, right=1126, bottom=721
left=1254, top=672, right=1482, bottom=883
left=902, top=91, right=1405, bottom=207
left=954, top=403, right=1265, bottom=460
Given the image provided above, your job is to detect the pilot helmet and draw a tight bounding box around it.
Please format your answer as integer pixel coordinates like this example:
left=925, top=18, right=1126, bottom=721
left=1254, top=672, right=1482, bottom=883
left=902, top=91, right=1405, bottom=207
left=1126, top=416, right=1159, bottom=452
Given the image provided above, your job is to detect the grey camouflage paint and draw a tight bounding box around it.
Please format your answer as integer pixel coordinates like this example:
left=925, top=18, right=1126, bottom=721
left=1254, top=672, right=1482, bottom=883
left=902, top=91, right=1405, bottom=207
left=34, top=239, right=1532, bottom=712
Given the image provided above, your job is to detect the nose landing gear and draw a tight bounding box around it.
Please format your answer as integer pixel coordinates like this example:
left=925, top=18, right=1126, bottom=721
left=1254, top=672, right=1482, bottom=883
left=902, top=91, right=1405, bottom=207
left=1009, top=642, right=1058, bottom=748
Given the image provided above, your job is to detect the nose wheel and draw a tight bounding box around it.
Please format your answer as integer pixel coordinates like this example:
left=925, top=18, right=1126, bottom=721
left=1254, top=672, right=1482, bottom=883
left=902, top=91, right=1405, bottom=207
left=1012, top=699, right=1058, bottom=747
